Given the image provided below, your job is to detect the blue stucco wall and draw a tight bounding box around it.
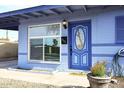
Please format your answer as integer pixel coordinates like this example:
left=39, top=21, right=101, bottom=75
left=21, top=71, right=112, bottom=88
left=18, top=8, right=124, bottom=71
left=92, top=9, right=124, bottom=66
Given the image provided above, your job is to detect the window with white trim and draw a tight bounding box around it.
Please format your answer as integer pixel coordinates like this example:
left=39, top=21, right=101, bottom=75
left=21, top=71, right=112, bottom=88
left=28, top=23, right=61, bottom=63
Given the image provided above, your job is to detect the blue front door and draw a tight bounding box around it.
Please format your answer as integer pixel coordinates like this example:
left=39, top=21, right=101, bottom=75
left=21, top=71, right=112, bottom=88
left=68, top=20, right=91, bottom=70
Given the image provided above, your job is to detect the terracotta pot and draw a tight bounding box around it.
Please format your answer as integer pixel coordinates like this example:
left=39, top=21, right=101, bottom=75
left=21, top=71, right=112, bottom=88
left=87, top=73, right=111, bottom=88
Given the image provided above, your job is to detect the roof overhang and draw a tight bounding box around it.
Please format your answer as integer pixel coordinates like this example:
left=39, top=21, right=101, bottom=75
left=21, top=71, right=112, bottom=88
left=0, top=5, right=123, bottom=30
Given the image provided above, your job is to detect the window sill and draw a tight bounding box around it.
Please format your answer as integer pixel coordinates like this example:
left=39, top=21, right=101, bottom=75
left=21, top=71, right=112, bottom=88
left=28, top=60, right=61, bottom=65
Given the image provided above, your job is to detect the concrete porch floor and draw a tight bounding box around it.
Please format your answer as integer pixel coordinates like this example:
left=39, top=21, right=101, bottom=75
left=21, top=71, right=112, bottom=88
left=0, top=60, right=90, bottom=88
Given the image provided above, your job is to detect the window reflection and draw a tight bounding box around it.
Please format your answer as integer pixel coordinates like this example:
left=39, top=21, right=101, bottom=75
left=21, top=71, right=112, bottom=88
left=30, top=39, right=43, bottom=60
left=44, top=38, right=60, bottom=62
left=29, top=24, right=61, bottom=63
left=29, top=24, right=60, bottom=37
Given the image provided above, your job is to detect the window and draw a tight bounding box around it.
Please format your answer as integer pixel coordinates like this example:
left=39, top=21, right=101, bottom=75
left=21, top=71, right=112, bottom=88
left=29, top=23, right=61, bottom=63
left=116, top=16, right=124, bottom=43
left=44, top=37, right=60, bottom=61
left=30, top=39, right=43, bottom=60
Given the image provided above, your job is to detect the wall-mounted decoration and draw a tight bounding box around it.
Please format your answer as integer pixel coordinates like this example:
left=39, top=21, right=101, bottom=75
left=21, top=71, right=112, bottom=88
left=61, top=37, right=67, bottom=44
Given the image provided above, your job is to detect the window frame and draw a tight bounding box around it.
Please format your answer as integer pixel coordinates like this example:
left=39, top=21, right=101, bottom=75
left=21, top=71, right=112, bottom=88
left=28, top=23, right=62, bottom=64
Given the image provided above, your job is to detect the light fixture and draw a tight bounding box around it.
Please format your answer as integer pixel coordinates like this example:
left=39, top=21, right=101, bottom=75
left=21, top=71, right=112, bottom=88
left=62, top=20, right=68, bottom=29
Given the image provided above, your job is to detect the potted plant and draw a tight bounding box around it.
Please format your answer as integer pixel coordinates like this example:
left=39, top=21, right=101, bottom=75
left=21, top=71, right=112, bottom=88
left=87, top=61, right=111, bottom=88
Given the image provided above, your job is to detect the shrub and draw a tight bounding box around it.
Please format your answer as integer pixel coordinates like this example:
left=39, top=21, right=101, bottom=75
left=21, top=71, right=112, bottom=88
left=91, top=61, right=106, bottom=77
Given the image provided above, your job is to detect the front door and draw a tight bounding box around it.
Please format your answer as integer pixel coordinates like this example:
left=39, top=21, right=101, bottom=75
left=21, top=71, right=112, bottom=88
left=68, top=20, right=91, bottom=70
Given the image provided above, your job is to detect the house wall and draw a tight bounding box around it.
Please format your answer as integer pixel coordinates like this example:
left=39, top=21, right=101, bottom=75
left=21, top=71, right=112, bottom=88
left=18, top=8, right=124, bottom=71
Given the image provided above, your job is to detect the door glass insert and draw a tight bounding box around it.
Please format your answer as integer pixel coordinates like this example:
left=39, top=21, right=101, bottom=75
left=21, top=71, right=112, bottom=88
left=75, top=27, right=85, bottom=50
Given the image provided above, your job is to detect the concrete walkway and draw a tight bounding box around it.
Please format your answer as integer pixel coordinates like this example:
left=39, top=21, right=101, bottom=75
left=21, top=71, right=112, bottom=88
left=0, top=60, right=89, bottom=88
left=0, top=69, right=89, bottom=88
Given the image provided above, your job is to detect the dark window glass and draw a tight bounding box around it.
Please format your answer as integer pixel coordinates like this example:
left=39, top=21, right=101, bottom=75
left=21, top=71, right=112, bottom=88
left=30, top=39, right=43, bottom=60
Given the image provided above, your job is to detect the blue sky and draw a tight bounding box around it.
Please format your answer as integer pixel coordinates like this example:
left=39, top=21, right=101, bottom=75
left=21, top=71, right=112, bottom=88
left=0, top=0, right=43, bottom=41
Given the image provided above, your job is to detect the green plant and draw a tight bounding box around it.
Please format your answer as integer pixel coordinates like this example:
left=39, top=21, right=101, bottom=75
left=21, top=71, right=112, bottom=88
left=91, top=61, right=106, bottom=77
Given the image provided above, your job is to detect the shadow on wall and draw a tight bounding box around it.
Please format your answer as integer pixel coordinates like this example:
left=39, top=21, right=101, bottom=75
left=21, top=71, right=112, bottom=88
left=0, top=42, right=18, bottom=58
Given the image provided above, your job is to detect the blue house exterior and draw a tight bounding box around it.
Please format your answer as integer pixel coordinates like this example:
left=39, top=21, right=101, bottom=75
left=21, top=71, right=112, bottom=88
left=0, top=5, right=124, bottom=72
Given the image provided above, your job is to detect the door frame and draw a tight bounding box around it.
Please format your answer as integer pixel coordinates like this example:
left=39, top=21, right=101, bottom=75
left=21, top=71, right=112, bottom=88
left=68, top=20, right=92, bottom=70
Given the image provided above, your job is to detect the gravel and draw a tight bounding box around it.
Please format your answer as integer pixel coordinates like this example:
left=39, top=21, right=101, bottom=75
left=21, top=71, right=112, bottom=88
left=109, top=77, right=124, bottom=88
